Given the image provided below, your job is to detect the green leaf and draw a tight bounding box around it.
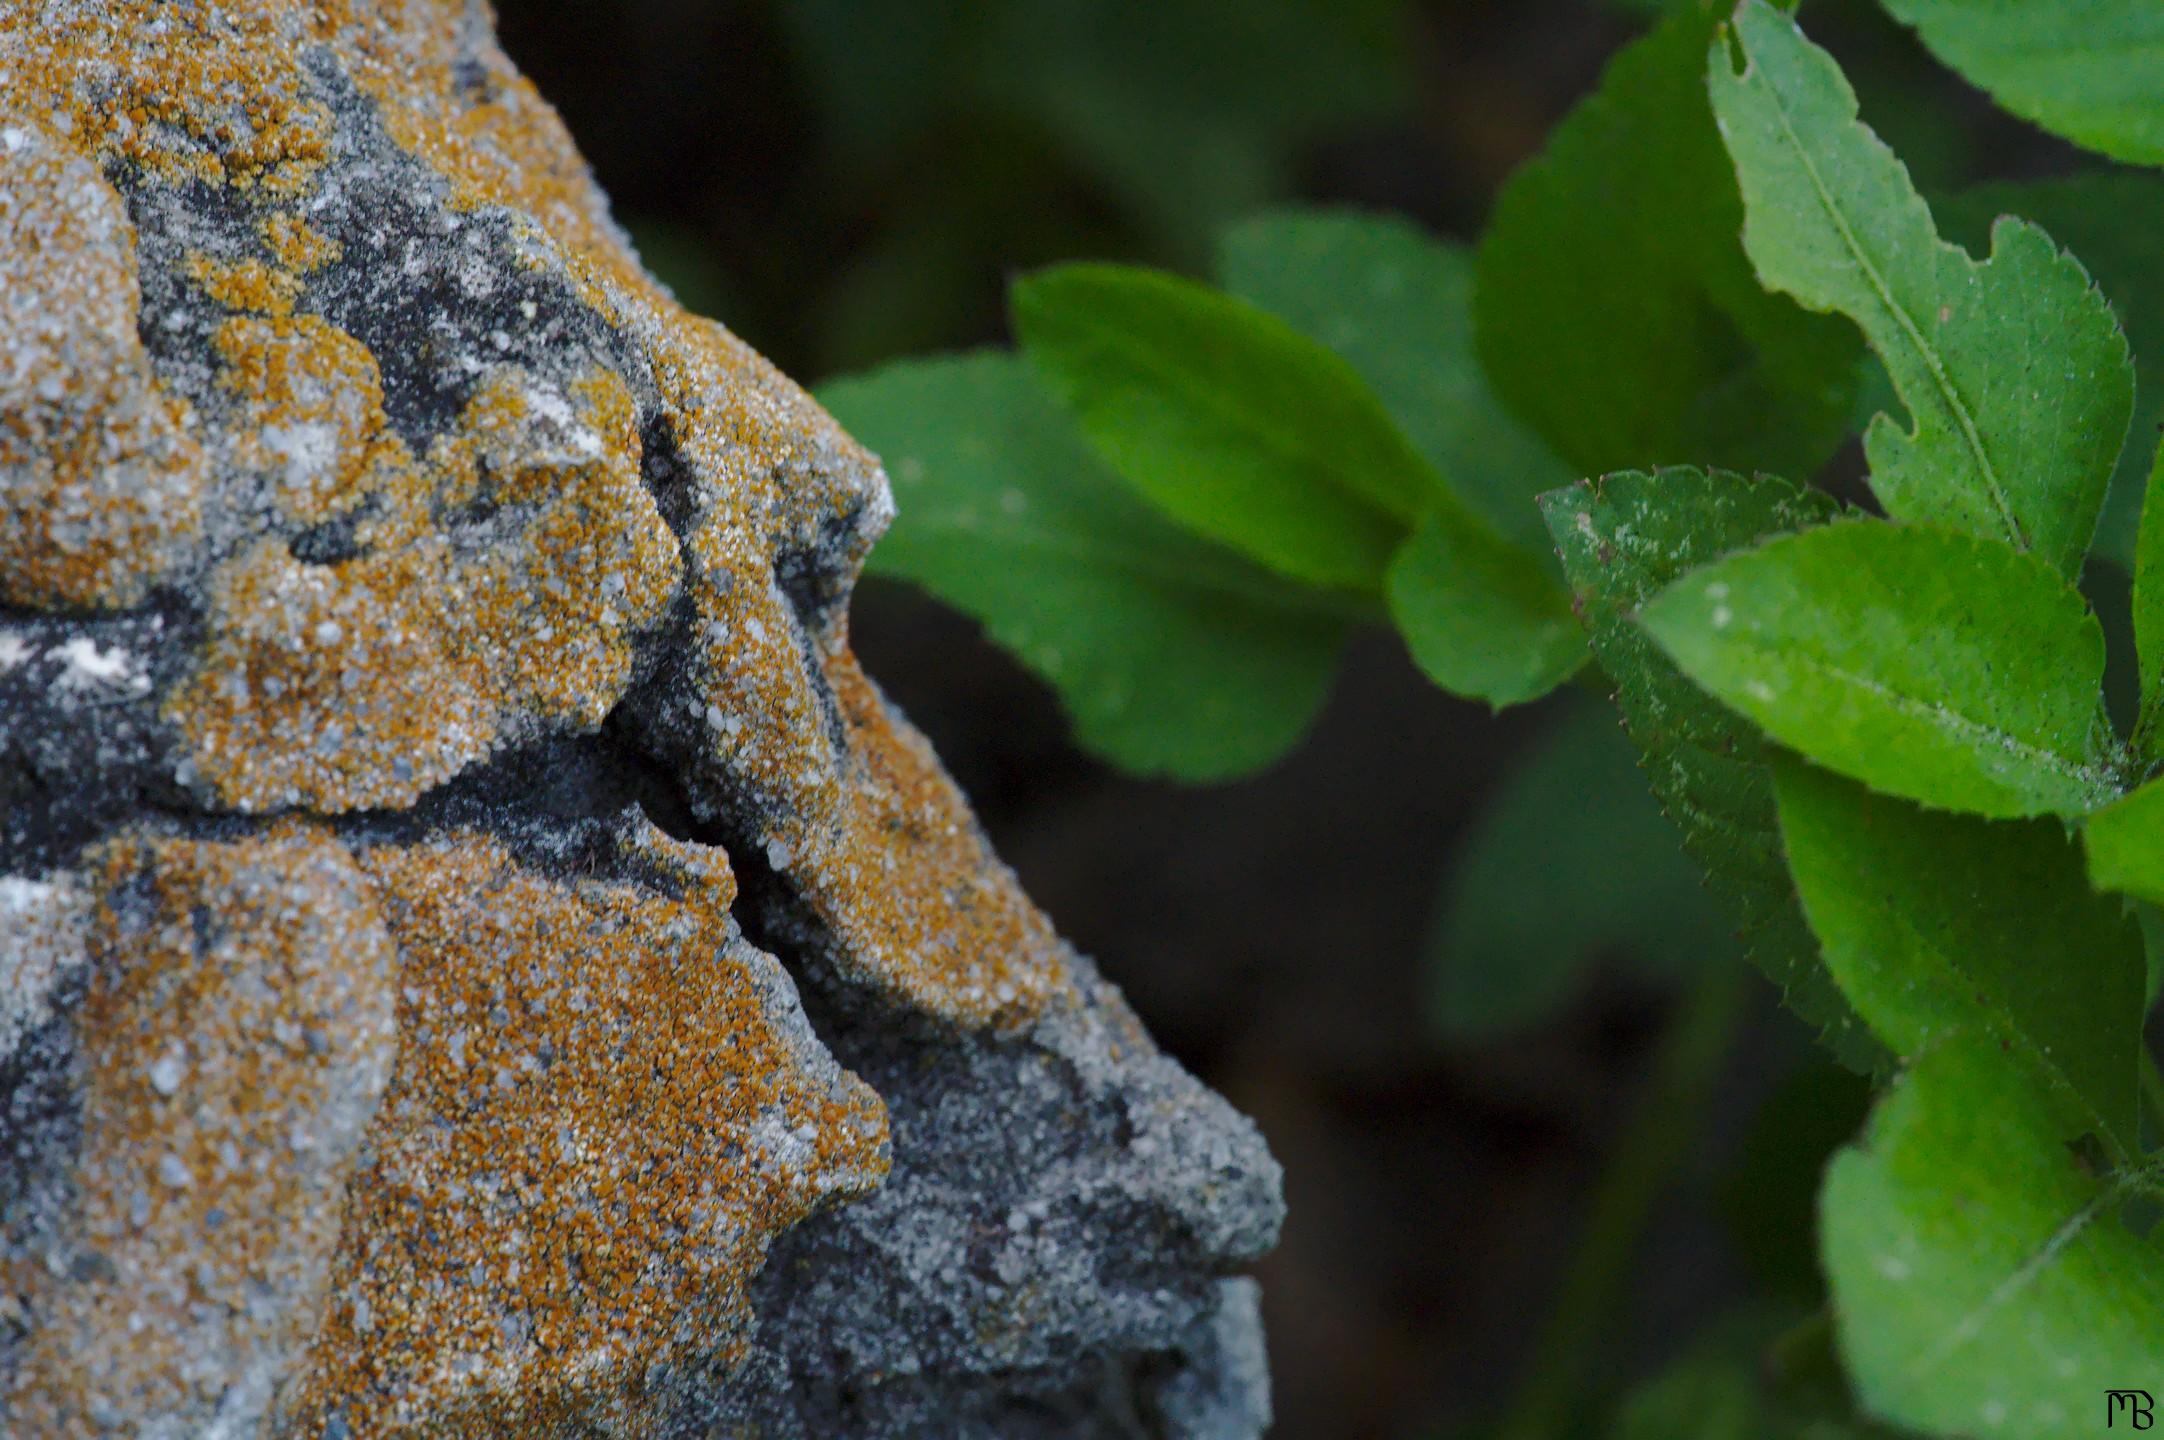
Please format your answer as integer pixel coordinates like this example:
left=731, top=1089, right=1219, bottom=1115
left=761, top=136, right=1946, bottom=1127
left=1384, top=511, right=1581, bottom=707
left=1541, top=467, right=1882, bottom=1072
left=1427, top=697, right=1735, bottom=1040
left=1881, top=0, right=2164, bottom=168
left=1710, top=0, right=2135, bottom=579
left=1476, top=6, right=1860, bottom=480
left=2086, top=773, right=2164, bottom=906
left=823, top=350, right=1345, bottom=779
left=1776, top=760, right=2146, bottom=1159
left=2138, top=437, right=2164, bottom=756
left=1941, top=174, right=2164, bottom=569
left=1217, top=207, right=1569, bottom=555
left=1640, top=519, right=2116, bottom=818
left=1822, top=1033, right=2164, bottom=1440
left=1012, top=262, right=1432, bottom=590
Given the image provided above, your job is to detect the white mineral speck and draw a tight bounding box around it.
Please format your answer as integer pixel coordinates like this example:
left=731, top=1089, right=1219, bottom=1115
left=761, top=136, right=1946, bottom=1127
left=147, top=1052, right=186, bottom=1097
left=0, top=632, right=30, bottom=673
left=156, top=1153, right=192, bottom=1190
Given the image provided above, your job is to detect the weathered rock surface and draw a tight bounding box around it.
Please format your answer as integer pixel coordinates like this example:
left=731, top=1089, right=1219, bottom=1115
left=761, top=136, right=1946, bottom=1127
left=0, top=3, right=1283, bottom=1435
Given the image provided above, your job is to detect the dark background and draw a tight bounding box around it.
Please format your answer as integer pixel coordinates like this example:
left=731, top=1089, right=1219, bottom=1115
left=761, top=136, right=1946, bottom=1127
left=484, top=3, right=2057, bottom=1433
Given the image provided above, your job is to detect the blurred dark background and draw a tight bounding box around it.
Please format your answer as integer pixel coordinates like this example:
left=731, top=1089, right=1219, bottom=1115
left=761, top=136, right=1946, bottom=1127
left=484, top=3, right=2067, bottom=1434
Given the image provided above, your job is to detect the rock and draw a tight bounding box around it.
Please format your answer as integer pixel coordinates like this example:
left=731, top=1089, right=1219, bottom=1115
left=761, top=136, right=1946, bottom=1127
left=0, top=3, right=1283, bottom=1437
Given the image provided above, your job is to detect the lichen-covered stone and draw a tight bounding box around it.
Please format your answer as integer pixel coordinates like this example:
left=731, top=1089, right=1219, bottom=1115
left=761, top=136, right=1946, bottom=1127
left=0, top=2, right=1282, bottom=1435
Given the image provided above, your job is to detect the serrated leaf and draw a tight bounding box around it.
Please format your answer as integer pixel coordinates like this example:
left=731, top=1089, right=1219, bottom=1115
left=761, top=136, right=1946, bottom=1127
left=824, top=350, right=1345, bottom=780
left=2086, top=773, right=2164, bottom=906
left=1012, top=262, right=1427, bottom=590
left=1881, top=0, right=2164, bottom=168
left=1710, top=0, right=2135, bottom=579
left=1428, top=698, right=1735, bottom=1040
left=1941, top=174, right=2164, bottom=569
left=1476, top=5, right=1860, bottom=480
left=1641, top=519, right=2116, bottom=818
left=1540, top=467, right=1882, bottom=1072
left=1384, top=511, right=1580, bottom=707
left=1776, top=760, right=2145, bottom=1159
left=1822, top=1033, right=2164, bottom=1440
left=1217, top=207, right=1569, bottom=555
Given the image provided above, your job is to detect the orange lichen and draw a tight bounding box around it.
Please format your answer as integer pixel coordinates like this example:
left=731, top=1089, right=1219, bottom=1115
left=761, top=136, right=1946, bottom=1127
left=0, top=120, right=207, bottom=609
left=189, top=251, right=304, bottom=317
left=282, top=826, right=888, bottom=1436
left=260, top=210, right=342, bottom=274
left=169, top=363, right=681, bottom=812
left=213, top=314, right=393, bottom=525
left=3, top=826, right=399, bottom=1438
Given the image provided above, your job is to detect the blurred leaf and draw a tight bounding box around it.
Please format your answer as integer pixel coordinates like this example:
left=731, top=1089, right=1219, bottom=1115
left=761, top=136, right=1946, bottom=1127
left=1475, top=5, right=1860, bottom=480
left=1711, top=0, right=2135, bottom=580
left=2086, top=774, right=2164, bottom=906
left=1385, top=512, right=1581, bottom=708
left=1217, top=208, right=1570, bottom=556
left=1776, top=761, right=2147, bottom=1159
left=1641, top=521, right=2116, bottom=819
left=823, top=350, right=1345, bottom=779
left=1821, top=1033, right=2164, bottom=1440
left=1881, top=0, right=2164, bottom=167
left=1013, top=262, right=1424, bottom=589
left=1428, top=698, right=1735, bottom=1041
left=1541, top=468, right=1881, bottom=1072
left=2140, top=438, right=2164, bottom=757
left=1942, top=175, right=2164, bottom=568
left=1014, top=262, right=1579, bottom=706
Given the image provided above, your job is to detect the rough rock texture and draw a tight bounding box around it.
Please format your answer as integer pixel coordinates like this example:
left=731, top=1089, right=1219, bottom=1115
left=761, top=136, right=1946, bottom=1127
left=0, top=3, right=1283, bottom=1436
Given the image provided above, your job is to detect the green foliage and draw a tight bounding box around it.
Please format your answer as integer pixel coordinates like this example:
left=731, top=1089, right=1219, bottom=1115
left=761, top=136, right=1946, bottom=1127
left=1427, top=698, right=1733, bottom=1040
left=1820, top=1034, right=2164, bottom=1440
left=1640, top=520, right=2118, bottom=819
left=2085, top=774, right=2164, bottom=906
left=1941, top=175, right=2164, bottom=567
left=1475, top=5, right=1860, bottom=480
left=1218, top=208, right=1569, bottom=556
left=822, top=351, right=1345, bottom=780
left=828, top=4, right=2164, bottom=1434
left=1012, top=263, right=1418, bottom=588
left=1776, top=761, right=2147, bottom=1158
left=1541, top=468, right=1881, bottom=1072
left=1711, top=0, right=2134, bottom=580
left=1881, top=0, right=2164, bottom=167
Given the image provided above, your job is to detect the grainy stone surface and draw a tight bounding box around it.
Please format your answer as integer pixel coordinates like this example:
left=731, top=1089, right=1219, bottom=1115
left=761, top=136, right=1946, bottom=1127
left=0, top=2, right=1282, bottom=1435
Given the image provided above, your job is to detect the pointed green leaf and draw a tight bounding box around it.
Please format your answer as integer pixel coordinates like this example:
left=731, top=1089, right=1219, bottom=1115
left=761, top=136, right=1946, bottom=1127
left=1476, top=5, right=1860, bottom=480
left=1541, top=468, right=1882, bottom=1072
left=1012, top=262, right=1429, bottom=589
left=1710, top=0, right=2134, bottom=578
left=1641, top=520, right=2116, bottom=818
left=1217, top=207, right=1570, bottom=555
left=1776, top=760, right=2145, bottom=1159
left=1384, top=510, right=1580, bottom=707
left=2086, top=773, right=2164, bottom=906
left=1823, top=1034, right=2164, bottom=1440
left=1882, top=0, right=2164, bottom=168
left=1428, top=698, right=1735, bottom=1040
left=825, top=351, right=1345, bottom=780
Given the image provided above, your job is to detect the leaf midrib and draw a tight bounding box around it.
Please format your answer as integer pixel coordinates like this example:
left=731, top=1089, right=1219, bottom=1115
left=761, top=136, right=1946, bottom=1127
left=1711, top=632, right=2111, bottom=805
left=1744, top=43, right=2027, bottom=552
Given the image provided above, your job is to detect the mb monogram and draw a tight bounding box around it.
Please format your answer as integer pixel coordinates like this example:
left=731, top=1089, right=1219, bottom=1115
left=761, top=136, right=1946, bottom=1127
left=2111, top=1391, right=2157, bottom=1430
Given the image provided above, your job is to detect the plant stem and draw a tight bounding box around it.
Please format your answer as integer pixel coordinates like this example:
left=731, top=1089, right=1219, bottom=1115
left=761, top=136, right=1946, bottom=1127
left=1494, top=962, right=1753, bottom=1440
